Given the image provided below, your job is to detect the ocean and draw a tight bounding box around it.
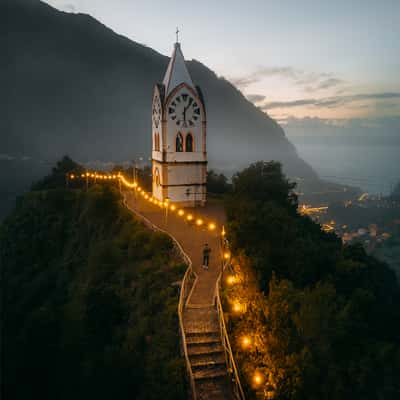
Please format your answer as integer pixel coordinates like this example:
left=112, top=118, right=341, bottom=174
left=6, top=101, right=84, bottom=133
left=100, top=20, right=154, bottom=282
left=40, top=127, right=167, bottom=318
left=290, top=139, right=400, bottom=195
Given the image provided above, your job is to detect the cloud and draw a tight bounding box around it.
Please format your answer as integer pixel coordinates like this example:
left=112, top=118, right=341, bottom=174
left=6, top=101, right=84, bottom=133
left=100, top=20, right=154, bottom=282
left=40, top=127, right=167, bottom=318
left=262, top=92, right=400, bottom=110
left=280, top=115, right=400, bottom=140
left=64, top=4, right=76, bottom=13
left=63, top=4, right=76, bottom=12
left=317, top=78, right=345, bottom=90
left=230, top=66, right=345, bottom=93
left=263, top=99, right=317, bottom=109
left=246, top=94, right=266, bottom=103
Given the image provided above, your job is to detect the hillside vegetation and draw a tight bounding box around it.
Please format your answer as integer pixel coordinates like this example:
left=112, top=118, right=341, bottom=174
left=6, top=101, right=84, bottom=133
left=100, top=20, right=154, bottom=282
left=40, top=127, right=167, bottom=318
left=1, top=173, right=187, bottom=399
left=224, top=162, right=400, bottom=399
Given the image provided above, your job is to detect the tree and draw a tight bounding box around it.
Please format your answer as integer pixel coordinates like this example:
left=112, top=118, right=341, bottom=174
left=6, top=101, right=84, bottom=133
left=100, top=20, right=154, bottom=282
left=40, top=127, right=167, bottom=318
left=231, top=161, right=297, bottom=212
left=207, top=169, right=231, bottom=194
left=1, top=173, right=187, bottom=400
left=224, top=161, right=400, bottom=399
left=32, top=155, right=84, bottom=190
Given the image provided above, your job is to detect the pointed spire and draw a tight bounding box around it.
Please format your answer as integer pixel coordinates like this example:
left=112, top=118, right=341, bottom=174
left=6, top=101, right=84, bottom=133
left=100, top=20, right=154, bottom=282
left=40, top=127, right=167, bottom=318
left=163, top=39, right=195, bottom=97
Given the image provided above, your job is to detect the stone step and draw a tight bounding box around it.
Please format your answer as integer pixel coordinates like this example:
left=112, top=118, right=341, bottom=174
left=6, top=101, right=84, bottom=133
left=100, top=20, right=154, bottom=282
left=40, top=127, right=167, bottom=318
left=190, top=352, right=226, bottom=369
left=185, top=331, right=221, bottom=345
left=185, top=326, right=220, bottom=335
left=193, top=365, right=228, bottom=381
left=187, top=341, right=224, bottom=356
left=196, top=379, right=232, bottom=400
left=186, top=303, right=215, bottom=309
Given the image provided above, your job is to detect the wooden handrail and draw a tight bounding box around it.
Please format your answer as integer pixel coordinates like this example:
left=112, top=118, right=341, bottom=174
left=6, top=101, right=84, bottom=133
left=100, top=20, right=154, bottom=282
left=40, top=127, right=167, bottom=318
left=122, top=194, right=198, bottom=399
left=178, top=264, right=197, bottom=400
left=215, top=269, right=246, bottom=400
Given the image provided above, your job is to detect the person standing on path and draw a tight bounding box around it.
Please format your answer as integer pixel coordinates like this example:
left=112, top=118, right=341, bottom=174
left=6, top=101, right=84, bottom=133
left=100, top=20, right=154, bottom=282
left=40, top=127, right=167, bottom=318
left=202, top=243, right=211, bottom=269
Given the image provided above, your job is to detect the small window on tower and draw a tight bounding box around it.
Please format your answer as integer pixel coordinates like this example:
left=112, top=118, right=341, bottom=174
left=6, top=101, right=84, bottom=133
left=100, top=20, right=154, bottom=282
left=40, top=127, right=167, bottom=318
left=176, top=133, right=183, bottom=152
left=154, top=133, right=160, bottom=151
left=186, top=134, right=193, bottom=152
left=154, top=168, right=160, bottom=186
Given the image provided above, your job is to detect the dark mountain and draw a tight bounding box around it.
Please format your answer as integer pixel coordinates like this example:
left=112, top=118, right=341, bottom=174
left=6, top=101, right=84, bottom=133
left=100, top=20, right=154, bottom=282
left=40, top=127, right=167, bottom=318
left=2, top=0, right=316, bottom=179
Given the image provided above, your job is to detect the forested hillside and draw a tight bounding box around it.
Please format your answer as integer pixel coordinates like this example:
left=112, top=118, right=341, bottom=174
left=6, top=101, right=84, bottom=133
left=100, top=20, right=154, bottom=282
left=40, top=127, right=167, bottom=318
left=1, top=170, right=187, bottom=399
left=224, top=162, right=400, bottom=399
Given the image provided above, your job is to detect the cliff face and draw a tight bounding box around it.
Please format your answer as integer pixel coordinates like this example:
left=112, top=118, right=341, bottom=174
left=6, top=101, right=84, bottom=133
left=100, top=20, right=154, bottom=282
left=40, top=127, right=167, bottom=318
left=1, top=0, right=316, bottom=179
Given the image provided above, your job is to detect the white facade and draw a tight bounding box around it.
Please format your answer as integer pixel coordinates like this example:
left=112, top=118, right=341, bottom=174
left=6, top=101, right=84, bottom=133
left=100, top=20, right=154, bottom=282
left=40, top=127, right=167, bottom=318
left=151, top=42, right=207, bottom=207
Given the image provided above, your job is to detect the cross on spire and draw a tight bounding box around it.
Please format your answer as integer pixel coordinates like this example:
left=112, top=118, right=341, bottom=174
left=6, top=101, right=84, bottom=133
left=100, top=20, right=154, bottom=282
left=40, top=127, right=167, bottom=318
left=176, top=27, right=180, bottom=43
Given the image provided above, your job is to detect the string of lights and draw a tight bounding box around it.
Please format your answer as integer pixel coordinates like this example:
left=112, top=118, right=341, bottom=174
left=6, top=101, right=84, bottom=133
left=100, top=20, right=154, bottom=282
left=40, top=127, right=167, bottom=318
left=68, top=170, right=263, bottom=392
left=67, top=171, right=218, bottom=232
left=224, top=256, right=269, bottom=393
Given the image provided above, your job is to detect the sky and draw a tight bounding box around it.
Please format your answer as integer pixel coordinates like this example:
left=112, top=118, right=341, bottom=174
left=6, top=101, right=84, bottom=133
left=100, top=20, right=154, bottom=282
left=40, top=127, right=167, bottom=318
left=45, top=0, right=400, bottom=136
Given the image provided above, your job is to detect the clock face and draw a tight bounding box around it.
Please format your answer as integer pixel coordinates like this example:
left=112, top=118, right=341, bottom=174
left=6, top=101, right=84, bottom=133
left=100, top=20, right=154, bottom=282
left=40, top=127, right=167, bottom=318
left=152, top=95, right=162, bottom=128
left=168, top=93, right=201, bottom=127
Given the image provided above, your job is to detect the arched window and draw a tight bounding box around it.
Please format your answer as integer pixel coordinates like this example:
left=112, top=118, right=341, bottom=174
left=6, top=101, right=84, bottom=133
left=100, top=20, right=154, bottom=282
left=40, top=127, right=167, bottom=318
left=154, top=168, right=160, bottom=186
left=176, top=133, right=183, bottom=152
left=185, top=133, right=193, bottom=152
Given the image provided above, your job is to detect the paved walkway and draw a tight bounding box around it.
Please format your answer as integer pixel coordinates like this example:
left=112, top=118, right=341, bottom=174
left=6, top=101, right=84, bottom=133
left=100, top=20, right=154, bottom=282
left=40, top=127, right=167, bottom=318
left=124, top=191, right=234, bottom=400
left=125, top=192, right=225, bottom=305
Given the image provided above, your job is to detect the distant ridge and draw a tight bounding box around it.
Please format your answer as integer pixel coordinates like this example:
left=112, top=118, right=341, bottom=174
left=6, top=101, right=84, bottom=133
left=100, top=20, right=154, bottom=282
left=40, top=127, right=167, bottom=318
left=1, top=0, right=317, bottom=179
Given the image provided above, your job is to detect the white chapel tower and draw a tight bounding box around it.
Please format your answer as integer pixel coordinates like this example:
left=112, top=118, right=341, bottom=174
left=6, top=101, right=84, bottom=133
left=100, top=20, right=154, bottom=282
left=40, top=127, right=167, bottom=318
left=151, top=38, right=207, bottom=207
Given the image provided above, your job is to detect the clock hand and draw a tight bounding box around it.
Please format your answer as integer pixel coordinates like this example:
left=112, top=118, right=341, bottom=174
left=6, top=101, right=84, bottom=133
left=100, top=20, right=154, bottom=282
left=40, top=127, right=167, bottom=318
left=182, top=107, right=188, bottom=127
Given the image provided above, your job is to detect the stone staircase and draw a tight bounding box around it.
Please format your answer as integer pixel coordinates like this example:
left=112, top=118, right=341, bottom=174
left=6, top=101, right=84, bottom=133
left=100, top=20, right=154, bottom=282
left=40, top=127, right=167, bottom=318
left=123, top=192, right=240, bottom=399
left=184, top=307, right=233, bottom=400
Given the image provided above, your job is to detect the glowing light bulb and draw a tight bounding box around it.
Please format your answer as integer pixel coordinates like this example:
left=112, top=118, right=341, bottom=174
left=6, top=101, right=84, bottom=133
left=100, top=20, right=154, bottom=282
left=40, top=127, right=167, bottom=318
left=224, top=252, right=230, bottom=260
left=253, top=372, right=263, bottom=386
left=233, top=302, right=242, bottom=313
left=178, top=209, right=184, bottom=216
left=187, top=214, right=193, bottom=221
left=208, top=222, right=216, bottom=230
left=196, top=218, right=203, bottom=226
left=227, top=275, right=235, bottom=285
left=170, top=205, right=176, bottom=211
left=241, top=336, right=251, bottom=348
